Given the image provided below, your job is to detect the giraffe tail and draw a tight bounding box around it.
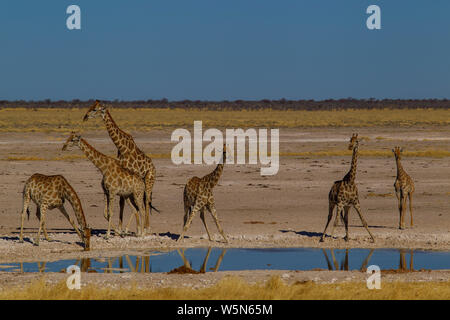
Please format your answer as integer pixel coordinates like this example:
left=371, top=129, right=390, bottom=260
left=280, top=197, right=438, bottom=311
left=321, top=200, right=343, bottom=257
left=150, top=203, right=161, bottom=214
left=144, top=171, right=160, bottom=215
left=22, top=182, right=31, bottom=221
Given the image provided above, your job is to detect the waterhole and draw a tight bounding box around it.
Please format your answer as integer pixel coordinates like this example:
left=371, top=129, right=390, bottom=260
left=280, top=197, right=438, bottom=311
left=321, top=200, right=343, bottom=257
left=0, top=248, right=448, bottom=273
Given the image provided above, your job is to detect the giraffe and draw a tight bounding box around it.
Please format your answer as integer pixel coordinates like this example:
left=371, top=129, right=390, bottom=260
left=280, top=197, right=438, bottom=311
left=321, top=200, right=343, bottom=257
left=82, top=100, right=157, bottom=232
left=392, top=146, right=415, bottom=229
left=320, top=133, right=375, bottom=242
left=177, top=145, right=228, bottom=243
left=62, top=132, right=146, bottom=239
left=19, top=173, right=91, bottom=250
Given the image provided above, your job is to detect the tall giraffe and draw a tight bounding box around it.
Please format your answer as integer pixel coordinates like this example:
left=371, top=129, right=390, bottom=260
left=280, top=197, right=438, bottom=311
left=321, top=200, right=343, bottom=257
left=392, top=147, right=415, bottom=229
left=19, top=174, right=91, bottom=250
left=177, top=145, right=228, bottom=243
left=83, top=100, right=157, bottom=232
left=62, top=132, right=146, bottom=239
left=320, top=133, right=375, bottom=242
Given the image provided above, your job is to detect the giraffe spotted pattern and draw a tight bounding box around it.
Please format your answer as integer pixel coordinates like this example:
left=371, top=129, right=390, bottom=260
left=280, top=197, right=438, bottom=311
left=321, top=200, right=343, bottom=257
left=177, top=145, right=228, bottom=243
left=393, top=146, right=415, bottom=229
left=20, top=173, right=91, bottom=250
left=320, top=133, right=375, bottom=243
left=83, top=100, right=157, bottom=232
left=62, top=132, right=146, bottom=239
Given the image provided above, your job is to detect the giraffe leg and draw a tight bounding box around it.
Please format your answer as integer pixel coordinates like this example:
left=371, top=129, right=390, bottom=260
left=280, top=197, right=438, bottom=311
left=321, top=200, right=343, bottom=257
left=58, top=206, right=82, bottom=241
left=119, top=196, right=125, bottom=233
left=408, top=192, right=413, bottom=228
left=395, top=188, right=402, bottom=229
left=183, top=190, right=191, bottom=227
left=103, top=191, right=110, bottom=221
left=206, top=199, right=228, bottom=243
left=399, top=190, right=407, bottom=230
left=106, top=195, right=115, bottom=239
left=133, top=191, right=146, bottom=237
left=329, top=204, right=343, bottom=240
left=124, top=197, right=140, bottom=235
left=35, top=207, right=50, bottom=241
left=35, top=204, right=48, bottom=246
left=353, top=202, right=375, bottom=242
left=41, top=209, right=50, bottom=242
left=19, top=190, right=31, bottom=243
left=177, top=199, right=203, bottom=242
left=200, top=208, right=213, bottom=241
left=125, top=196, right=142, bottom=237
left=343, top=206, right=350, bottom=241
left=320, top=202, right=336, bottom=242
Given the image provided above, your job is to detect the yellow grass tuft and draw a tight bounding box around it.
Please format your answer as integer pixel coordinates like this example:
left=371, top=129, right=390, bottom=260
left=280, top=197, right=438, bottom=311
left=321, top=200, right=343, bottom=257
left=0, top=277, right=449, bottom=300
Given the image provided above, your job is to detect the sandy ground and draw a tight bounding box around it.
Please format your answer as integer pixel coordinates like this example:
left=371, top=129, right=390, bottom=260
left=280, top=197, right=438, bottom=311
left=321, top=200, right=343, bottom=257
left=0, top=126, right=449, bottom=288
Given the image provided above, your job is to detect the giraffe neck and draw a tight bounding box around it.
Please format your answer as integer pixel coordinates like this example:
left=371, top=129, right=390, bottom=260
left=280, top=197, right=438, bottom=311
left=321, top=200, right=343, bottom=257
left=77, top=138, right=112, bottom=174
left=62, top=180, right=88, bottom=230
left=395, top=157, right=405, bottom=177
left=204, top=153, right=225, bottom=188
left=345, top=144, right=358, bottom=183
left=102, top=110, right=133, bottom=155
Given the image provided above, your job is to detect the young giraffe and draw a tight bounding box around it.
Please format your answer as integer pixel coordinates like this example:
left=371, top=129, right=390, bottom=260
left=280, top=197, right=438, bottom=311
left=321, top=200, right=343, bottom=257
left=392, top=146, right=415, bottom=229
left=177, top=145, right=228, bottom=243
left=19, top=174, right=91, bottom=250
left=62, top=132, right=146, bottom=239
left=320, top=133, right=375, bottom=242
left=83, top=100, right=157, bottom=232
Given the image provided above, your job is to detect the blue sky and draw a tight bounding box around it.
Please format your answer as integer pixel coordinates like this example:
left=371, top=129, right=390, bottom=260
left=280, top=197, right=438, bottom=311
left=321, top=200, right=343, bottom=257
left=0, top=0, right=449, bottom=100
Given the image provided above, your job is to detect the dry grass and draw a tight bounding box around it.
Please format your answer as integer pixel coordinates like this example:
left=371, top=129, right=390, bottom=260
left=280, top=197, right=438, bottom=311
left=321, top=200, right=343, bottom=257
left=0, top=277, right=449, bottom=300
left=0, top=108, right=449, bottom=132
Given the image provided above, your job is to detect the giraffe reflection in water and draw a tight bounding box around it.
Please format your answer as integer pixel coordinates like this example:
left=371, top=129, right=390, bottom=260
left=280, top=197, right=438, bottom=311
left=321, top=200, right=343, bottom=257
left=174, top=247, right=227, bottom=273
left=321, top=249, right=414, bottom=272
left=72, top=255, right=151, bottom=273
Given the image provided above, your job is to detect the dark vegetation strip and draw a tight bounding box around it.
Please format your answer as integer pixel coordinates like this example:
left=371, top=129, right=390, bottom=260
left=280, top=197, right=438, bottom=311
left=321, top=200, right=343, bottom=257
left=1, top=99, right=450, bottom=110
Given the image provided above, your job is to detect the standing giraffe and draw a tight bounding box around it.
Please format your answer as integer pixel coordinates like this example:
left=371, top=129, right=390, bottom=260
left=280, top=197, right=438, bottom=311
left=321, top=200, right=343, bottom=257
left=392, top=146, right=415, bottom=229
left=19, top=174, right=91, bottom=250
left=62, top=132, right=146, bottom=239
left=177, top=145, right=228, bottom=243
left=320, top=133, right=375, bottom=242
left=82, top=100, right=157, bottom=232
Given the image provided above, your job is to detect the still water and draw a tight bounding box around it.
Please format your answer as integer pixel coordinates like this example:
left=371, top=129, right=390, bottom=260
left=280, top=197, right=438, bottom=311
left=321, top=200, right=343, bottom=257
left=1, top=248, right=449, bottom=273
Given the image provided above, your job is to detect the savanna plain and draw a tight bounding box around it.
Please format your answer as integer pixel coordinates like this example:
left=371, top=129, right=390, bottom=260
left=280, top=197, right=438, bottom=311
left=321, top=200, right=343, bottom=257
left=0, top=107, right=449, bottom=299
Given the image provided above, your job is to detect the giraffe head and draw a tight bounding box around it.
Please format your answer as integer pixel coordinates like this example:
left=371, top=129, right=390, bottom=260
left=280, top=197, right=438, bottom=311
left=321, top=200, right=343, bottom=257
left=82, top=227, right=91, bottom=251
left=221, top=143, right=228, bottom=163
left=348, top=133, right=359, bottom=150
left=392, top=146, right=404, bottom=160
left=62, top=131, right=81, bottom=151
left=83, top=100, right=107, bottom=121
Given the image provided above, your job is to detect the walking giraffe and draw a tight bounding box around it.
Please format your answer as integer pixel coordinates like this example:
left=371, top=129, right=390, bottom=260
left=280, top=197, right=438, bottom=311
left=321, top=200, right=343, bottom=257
left=320, top=133, right=375, bottom=242
left=177, top=145, right=228, bottom=243
left=62, top=132, right=147, bottom=239
left=82, top=100, right=157, bottom=232
left=19, top=174, right=91, bottom=250
left=392, top=146, right=415, bottom=229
